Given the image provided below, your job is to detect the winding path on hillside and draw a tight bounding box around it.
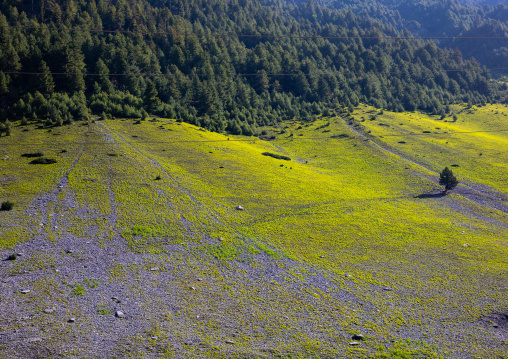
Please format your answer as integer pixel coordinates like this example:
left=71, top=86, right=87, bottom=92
left=333, top=110, right=508, bottom=215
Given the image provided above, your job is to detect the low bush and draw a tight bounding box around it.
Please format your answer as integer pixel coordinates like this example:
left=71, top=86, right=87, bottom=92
left=332, top=134, right=349, bottom=139
left=21, top=152, right=43, bottom=158
left=29, top=157, right=57, bottom=164
left=262, top=152, right=291, bottom=161
left=1, top=201, right=14, bottom=211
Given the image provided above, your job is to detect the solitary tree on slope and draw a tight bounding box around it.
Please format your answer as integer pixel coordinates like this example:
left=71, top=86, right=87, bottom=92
left=439, top=167, right=459, bottom=193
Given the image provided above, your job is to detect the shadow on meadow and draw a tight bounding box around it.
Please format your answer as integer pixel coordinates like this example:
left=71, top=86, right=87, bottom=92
left=414, top=192, right=447, bottom=199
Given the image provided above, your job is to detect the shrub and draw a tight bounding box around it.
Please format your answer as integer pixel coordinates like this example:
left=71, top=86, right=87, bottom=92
left=29, top=157, right=57, bottom=164
left=155, top=175, right=162, bottom=180
left=7, top=253, right=17, bottom=260
left=21, top=152, right=44, bottom=158
left=72, top=284, right=86, bottom=296
left=262, top=152, right=291, bottom=161
left=1, top=201, right=14, bottom=211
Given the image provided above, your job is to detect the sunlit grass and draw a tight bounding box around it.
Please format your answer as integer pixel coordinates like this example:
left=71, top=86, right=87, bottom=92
left=1, top=106, right=507, bottom=357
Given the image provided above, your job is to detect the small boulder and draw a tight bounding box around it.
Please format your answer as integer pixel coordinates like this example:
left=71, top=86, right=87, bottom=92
left=236, top=205, right=244, bottom=211
left=20, top=289, right=30, bottom=294
left=115, top=311, right=125, bottom=318
left=225, top=339, right=235, bottom=344
left=150, top=267, right=159, bottom=271
left=68, top=318, right=76, bottom=323
left=349, top=341, right=360, bottom=346
left=351, top=334, right=364, bottom=341
left=43, top=308, right=55, bottom=314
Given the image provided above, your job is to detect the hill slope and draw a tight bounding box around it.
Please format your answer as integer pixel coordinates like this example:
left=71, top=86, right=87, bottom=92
left=1, top=105, right=507, bottom=357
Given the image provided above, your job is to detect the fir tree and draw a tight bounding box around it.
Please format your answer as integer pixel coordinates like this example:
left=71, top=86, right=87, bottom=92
left=143, top=79, right=161, bottom=113
left=439, top=167, right=459, bottom=193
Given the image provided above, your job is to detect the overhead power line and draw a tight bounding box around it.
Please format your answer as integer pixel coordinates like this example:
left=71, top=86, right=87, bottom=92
left=2, top=67, right=507, bottom=78
left=1, top=25, right=508, bottom=41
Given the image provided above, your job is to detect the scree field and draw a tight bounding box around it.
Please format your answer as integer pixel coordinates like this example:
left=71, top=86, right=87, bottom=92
left=0, top=104, right=507, bottom=358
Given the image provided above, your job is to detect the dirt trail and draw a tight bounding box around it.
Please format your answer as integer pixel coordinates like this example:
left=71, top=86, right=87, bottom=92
left=96, top=121, right=231, bottom=232
left=97, top=121, right=198, bottom=203
left=334, top=110, right=508, bottom=214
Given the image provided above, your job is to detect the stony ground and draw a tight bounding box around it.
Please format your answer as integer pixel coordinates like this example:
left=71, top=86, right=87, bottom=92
left=1, top=113, right=507, bottom=358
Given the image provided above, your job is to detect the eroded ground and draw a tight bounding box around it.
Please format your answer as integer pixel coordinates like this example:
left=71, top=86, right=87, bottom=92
left=1, top=105, right=507, bottom=358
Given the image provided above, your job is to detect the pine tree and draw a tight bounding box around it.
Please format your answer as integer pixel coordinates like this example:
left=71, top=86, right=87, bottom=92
left=64, top=47, right=86, bottom=93
left=439, top=167, right=459, bottom=193
left=95, top=58, right=114, bottom=93
left=38, top=60, right=54, bottom=94
left=0, top=72, right=8, bottom=95
left=143, top=79, right=161, bottom=113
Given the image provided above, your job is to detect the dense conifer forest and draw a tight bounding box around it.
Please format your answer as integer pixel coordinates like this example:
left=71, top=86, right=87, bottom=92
left=320, top=0, right=508, bottom=69
left=0, top=0, right=506, bottom=134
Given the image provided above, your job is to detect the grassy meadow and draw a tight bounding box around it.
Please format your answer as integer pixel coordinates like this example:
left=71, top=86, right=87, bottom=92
left=0, top=105, right=507, bottom=358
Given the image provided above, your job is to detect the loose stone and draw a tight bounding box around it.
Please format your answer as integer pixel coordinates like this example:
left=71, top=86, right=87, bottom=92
left=68, top=318, right=76, bottom=323
left=351, top=334, right=364, bottom=341
left=236, top=205, right=244, bottom=211
left=20, top=289, right=30, bottom=294
left=382, top=287, right=393, bottom=291
left=115, top=311, right=125, bottom=318
left=44, top=308, right=55, bottom=314
left=150, top=267, right=159, bottom=271
left=349, top=341, right=360, bottom=346
left=225, top=339, right=235, bottom=344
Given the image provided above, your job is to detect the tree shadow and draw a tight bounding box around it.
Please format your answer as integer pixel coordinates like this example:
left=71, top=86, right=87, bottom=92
left=414, top=192, right=447, bottom=199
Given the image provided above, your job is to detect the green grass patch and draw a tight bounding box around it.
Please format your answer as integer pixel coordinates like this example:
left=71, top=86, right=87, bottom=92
left=72, top=284, right=86, bottom=296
